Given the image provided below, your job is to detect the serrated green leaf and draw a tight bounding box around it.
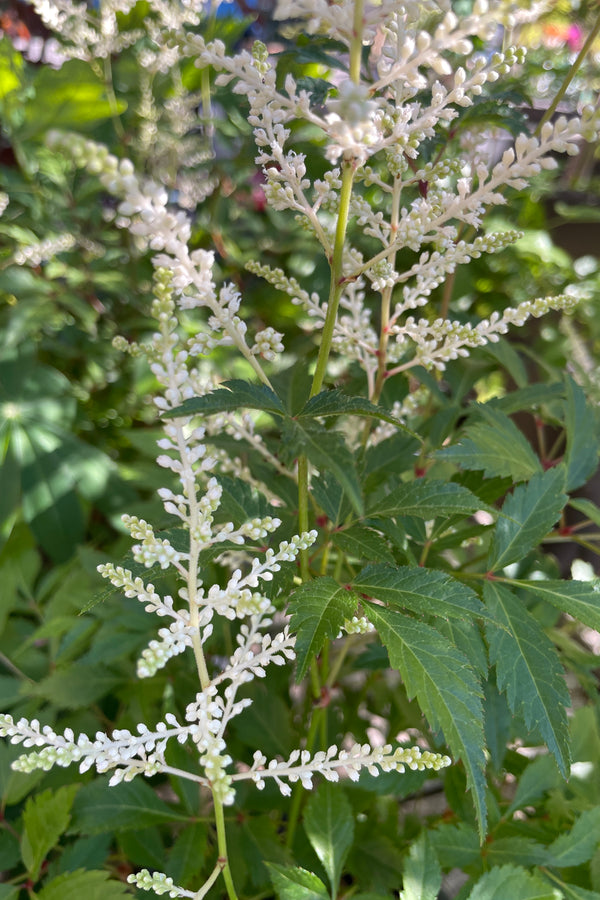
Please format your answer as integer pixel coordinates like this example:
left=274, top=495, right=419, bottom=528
left=507, top=752, right=561, bottom=815
left=25, top=663, right=120, bottom=709
left=491, top=382, right=565, bottom=415
left=545, top=807, right=600, bottom=867
left=312, top=470, right=348, bottom=526
left=437, top=405, right=542, bottom=482
left=485, top=837, right=550, bottom=867
left=484, top=582, right=570, bottom=775
left=286, top=419, right=363, bottom=515
left=347, top=834, right=404, bottom=892
left=354, top=564, right=487, bottom=622
left=466, top=865, right=559, bottom=900
left=304, top=784, right=354, bottom=896
left=168, top=823, right=208, bottom=886
left=364, top=432, right=421, bottom=480
left=515, top=579, right=600, bottom=632
left=231, top=816, right=289, bottom=891
left=367, top=480, right=487, bottom=520
left=216, top=475, right=270, bottom=523
left=37, top=869, right=130, bottom=900
left=564, top=376, right=600, bottom=491
left=559, top=886, right=600, bottom=900
left=289, top=577, right=358, bottom=682
left=21, top=784, right=79, bottom=880
left=400, top=833, right=442, bottom=900
left=69, top=778, right=188, bottom=834
left=365, top=604, right=487, bottom=835
left=166, top=379, right=286, bottom=418
left=0, top=886, right=19, bottom=900
left=488, top=467, right=567, bottom=571
left=332, top=527, right=394, bottom=564
left=298, top=389, right=415, bottom=433
left=429, top=823, right=480, bottom=868
left=266, top=863, right=329, bottom=900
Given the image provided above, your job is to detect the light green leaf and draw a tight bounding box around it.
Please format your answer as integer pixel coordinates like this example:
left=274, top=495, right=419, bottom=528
left=70, top=778, right=189, bottom=834
left=37, top=869, right=130, bottom=900
left=564, top=376, right=600, bottom=491
left=367, top=480, right=487, bottom=520
left=354, top=564, right=487, bottom=622
left=304, top=784, right=354, bottom=896
left=400, top=833, right=442, bottom=900
left=466, top=865, right=559, bottom=900
left=286, top=419, right=363, bottom=515
left=365, top=604, right=487, bottom=835
left=437, top=405, right=542, bottom=481
left=288, top=577, right=358, bottom=682
left=21, top=62, right=127, bottom=139
left=266, top=863, right=330, bottom=900
left=545, top=807, right=600, bottom=867
left=484, top=582, right=570, bottom=775
left=515, top=579, right=600, bottom=632
left=488, top=466, right=567, bottom=571
left=21, top=785, right=79, bottom=880
left=167, top=379, right=286, bottom=418
left=333, top=528, right=395, bottom=565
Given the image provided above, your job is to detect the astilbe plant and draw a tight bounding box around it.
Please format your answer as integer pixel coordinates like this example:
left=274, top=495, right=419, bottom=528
left=2, top=0, right=600, bottom=898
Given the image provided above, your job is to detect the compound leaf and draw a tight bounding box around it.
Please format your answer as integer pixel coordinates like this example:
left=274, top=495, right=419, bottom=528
left=488, top=467, right=567, bottom=571
left=37, top=870, right=130, bottom=900
left=545, top=807, right=600, bottom=868
left=484, top=582, right=570, bottom=775
left=466, top=865, right=558, bottom=900
left=166, top=379, right=286, bottom=418
left=304, top=784, right=354, bottom=895
left=21, top=785, right=79, bottom=880
left=514, top=579, right=600, bottom=631
left=289, top=577, right=358, bottom=682
left=400, top=833, right=442, bottom=900
left=70, top=778, right=188, bottom=834
left=367, top=481, right=487, bottom=520
left=365, top=604, right=487, bottom=835
left=438, top=405, right=542, bottom=482
left=564, top=375, right=600, bottom=491
left=266, top=863, right=329, bottom=900
left=354, top=563, right=487, bottom=622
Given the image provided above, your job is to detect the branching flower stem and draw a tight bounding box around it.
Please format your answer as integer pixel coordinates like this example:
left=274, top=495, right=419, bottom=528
left=298, top=0, right=364, bottom=580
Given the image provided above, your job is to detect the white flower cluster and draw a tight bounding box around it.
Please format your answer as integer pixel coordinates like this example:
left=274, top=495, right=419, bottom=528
left=241, top=742, right=451, bottom=796
left=194, top=6, right=599, bottom=390
left=391, top=292, right=580, bottom=373
left=128, top=869, right=193, bottom=899
left=12, top=233, right=76, bottom=266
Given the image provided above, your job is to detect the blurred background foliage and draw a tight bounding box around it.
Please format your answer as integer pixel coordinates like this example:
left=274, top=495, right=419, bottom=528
left=0, top=1, right=599, bottom=898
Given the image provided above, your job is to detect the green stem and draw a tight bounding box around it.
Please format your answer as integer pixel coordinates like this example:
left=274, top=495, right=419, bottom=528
left=536, top=10, right=600, bottom=135
left=103, top=56, right=125, bottom=140
left=213, top=796, right=238, bottom=900
left=298, top=455, right=311, bottom=580
left=310, top=160, right=357, bottom=398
